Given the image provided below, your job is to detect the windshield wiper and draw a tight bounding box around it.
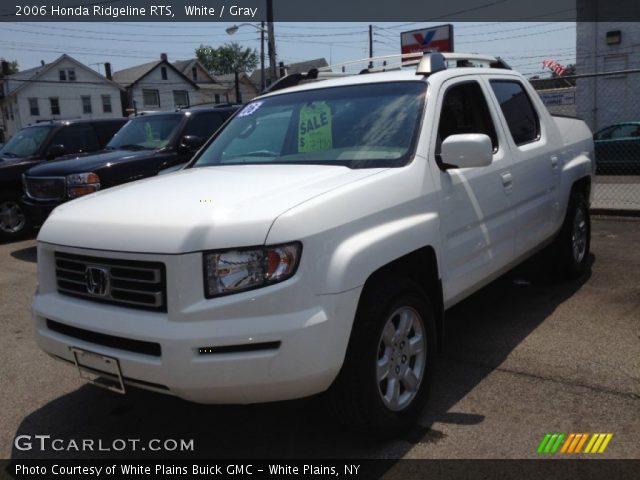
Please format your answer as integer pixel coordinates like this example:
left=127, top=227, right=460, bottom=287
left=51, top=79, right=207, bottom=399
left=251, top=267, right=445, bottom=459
left=116, top=144, right=148, bottom=151
left=1, top=152, right=17, bottom=158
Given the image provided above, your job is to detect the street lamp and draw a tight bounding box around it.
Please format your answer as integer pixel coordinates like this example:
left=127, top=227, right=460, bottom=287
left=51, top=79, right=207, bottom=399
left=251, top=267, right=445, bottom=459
left=225, top=22, right=276, bottom=91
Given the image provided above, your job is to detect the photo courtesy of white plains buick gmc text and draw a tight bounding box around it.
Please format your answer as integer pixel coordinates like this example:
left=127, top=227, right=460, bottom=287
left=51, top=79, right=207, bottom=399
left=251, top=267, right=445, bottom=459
left=32, top=53, right=594, bottom=436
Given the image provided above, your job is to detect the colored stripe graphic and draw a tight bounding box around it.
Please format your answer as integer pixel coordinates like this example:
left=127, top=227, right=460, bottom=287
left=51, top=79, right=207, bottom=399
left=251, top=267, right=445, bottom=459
left=550, top=434, right=565, bottom=453
left=537, top=434, right=552, bottom=453
left=584, top=433, right=613, bottom=454
left=537, top=433, right=565, bottom=454
left=560, top=433, right=575, bottom=453
left=540, top=433, right=613, bottom=454
left=574, top=433, right=589, bottom=453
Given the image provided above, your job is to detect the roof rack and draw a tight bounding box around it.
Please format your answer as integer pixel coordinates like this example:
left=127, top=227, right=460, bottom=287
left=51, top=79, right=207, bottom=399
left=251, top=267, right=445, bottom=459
left=265, top=52, right=511, bottom=93
left=177, top=102, right=243, bottom=110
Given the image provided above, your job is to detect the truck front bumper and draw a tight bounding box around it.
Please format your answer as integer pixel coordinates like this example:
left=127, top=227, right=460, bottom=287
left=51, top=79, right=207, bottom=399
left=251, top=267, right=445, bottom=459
left=32, top=243, right=361, bottom=404
left=21, top=197, right=61, bottom=228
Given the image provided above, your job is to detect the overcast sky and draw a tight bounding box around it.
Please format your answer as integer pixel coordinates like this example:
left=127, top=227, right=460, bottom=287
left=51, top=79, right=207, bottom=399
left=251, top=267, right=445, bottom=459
left=1, top=22, right=576, bottom=78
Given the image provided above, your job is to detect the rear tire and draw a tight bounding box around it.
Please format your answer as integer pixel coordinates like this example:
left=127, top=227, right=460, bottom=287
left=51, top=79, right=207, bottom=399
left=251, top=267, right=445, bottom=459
left=328, top=277, right=436, bottom=437
left=556, top=191, right=591, bottom=278
left=0, top=194, right=31, bottom=242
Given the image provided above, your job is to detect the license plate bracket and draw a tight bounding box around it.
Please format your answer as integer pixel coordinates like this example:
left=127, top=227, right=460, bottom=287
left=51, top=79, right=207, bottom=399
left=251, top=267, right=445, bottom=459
left=69, top=347, right=126, bottom=394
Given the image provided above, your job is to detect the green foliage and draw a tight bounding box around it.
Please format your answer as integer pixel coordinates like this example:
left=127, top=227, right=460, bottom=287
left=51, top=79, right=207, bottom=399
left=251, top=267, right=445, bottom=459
left=195, top=42, right=258, bottom=102
left=1, top=59, right=19, bottom=76
left=195, top=42, right=258, bottom=76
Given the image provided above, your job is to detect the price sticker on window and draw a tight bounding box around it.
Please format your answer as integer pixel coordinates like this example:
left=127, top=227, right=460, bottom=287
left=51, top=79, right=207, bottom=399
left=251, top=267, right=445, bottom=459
left=298, top=102, right=332, bottom=153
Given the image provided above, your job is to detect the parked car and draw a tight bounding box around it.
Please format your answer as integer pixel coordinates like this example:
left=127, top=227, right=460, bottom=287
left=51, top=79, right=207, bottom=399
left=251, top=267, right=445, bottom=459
left=593, top=122, right=640, bottom=174
left=22, top=105, right=239, bottom=228
left=0, top=118, right=126, bottom=241
left=32, top=53, right=594, bottom=436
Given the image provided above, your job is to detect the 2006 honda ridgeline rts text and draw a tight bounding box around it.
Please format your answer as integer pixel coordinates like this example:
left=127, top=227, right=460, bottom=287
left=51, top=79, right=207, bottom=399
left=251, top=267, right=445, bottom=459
left=32, top=53, right=594, bottom=435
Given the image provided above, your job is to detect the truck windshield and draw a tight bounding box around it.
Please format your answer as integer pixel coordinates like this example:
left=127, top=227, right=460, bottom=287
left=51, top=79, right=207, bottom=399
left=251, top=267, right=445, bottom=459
left=0, top=126, right=53, bottom=158
left=193, top=82, right=427, bottom=169
left=106, top=114, right=182, bottom=150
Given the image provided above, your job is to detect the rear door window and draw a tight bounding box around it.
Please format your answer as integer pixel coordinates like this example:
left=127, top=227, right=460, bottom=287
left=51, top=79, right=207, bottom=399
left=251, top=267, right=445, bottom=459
left=609, top=124, right=640, bottom=139
left=182, top=112, right=226, bottom=140
left=50, top=124, right=100, bottom=154
left=490, top=80, right=541, bottom=146
left=93, top=121, right=126, bottom=146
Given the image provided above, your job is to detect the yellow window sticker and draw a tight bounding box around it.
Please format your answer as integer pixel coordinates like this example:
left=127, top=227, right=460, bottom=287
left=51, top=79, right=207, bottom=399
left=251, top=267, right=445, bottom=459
left=298, top=102, right=332, bottom=153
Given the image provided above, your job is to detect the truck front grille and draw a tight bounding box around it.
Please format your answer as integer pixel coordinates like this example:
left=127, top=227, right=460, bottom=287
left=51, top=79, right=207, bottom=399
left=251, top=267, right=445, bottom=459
left=25, top=177, right=66, bottom=201
left=55, top=252, right=167, bottom=312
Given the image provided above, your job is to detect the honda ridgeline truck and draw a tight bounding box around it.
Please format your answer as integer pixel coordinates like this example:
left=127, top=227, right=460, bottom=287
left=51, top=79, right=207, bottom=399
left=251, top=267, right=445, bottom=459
left=32, top=53, right=594, bottom=435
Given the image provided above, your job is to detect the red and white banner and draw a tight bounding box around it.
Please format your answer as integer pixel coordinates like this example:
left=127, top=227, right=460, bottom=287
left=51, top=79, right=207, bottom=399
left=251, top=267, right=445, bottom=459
left=542, top=59, right=567, bottom=76
left=401, top=24, right=454, bottom=62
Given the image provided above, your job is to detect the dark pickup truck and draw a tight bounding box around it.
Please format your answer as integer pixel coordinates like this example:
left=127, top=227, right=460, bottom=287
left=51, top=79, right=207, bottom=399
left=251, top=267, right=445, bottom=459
left=0, top=118, right=126, bottom=241
left=22, top=105, right=239, bottom=228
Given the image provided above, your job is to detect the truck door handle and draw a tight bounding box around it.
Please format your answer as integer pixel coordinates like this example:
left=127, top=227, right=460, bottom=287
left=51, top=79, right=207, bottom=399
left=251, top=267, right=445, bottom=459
left=501, top=172, right=513, bottom=188
left=551, top=156, right=559, bottom=169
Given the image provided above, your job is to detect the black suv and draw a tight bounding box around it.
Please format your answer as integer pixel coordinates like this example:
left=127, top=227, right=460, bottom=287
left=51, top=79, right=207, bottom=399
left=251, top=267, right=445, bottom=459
left=0, top=118, right=126, bottom=241
left=23, top=105, right=239, bottom=229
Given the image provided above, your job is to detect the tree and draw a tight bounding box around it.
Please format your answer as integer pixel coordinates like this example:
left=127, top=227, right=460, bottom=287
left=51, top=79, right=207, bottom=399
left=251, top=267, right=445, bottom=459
left=0, top=59, right=19, bottom=76
left=195, top=42, right=258, bottom=103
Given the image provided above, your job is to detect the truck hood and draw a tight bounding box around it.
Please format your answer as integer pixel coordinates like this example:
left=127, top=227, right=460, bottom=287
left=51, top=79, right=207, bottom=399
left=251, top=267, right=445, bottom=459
left=0, top=156, right=34, bottom=169
left=39, top=164, right=386, bottom=254
left=25, top=149, right=154, bottom=176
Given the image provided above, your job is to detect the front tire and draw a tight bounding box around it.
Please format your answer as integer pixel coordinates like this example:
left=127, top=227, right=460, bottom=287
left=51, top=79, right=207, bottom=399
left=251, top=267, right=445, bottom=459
left=557, top=191, right=591, bottom=278
left=328, top=278, right=437, bottom=437
left=0, top=194, right=31, bottom=242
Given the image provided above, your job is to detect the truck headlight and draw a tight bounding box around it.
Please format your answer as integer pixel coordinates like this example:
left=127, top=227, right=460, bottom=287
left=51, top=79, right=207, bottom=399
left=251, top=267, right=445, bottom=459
left=66, top=172, right=100, bottom=199
left=204, top=242, right=302, bottom=298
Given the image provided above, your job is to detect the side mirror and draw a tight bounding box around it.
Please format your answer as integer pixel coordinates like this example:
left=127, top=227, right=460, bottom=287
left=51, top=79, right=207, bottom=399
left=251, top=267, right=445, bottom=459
left=440, top=134, right=493, bottom=169
left=46, top=144, right=66, bottom=160
left=178, top=135, right=205, bottom=153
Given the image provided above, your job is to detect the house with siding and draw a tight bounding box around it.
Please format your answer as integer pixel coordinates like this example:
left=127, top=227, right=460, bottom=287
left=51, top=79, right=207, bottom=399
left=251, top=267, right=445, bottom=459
left=0, top=54, right=123, bottom=139
left=249, top=58, right=329, bottom=90
left=172, top=59, right=229, bottom=105
left=173, top=58, right=260, bottom=104
left=111, top=54, right=199, bottom=114
left=211, top=73, right=259, bottom=104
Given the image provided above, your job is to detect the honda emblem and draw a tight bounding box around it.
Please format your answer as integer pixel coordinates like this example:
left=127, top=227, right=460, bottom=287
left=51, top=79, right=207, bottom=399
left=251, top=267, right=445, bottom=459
left=85, top=266, right=110, bottom=296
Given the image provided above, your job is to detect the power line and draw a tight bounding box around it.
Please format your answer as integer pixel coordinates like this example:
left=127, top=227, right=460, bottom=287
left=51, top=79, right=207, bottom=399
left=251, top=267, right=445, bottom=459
left=457, top=25, right=573, bottom=44
left=13, top=22, right=369, bottom=39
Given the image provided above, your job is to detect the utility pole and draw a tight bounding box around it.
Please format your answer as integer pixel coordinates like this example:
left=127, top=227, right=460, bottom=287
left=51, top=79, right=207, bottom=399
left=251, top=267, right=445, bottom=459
left=368, top=25, right=373, bottom=69
left=266, top=0, right=277, bottom=85
left=260, top=21, right=266, bottom=91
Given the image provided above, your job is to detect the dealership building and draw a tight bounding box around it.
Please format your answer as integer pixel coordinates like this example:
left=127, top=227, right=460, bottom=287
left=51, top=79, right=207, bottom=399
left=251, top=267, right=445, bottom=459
left=576, top=22, right=640, bottom=131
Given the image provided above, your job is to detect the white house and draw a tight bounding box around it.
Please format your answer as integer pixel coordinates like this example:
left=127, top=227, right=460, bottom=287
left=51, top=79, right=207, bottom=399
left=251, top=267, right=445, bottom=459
left=212, top=73, right=259, bottom=104
left=0, top=54, right=124, bottom=139
left=172, top=58, right=230, bottom=105
left=112, top=54, right=199, bottom=114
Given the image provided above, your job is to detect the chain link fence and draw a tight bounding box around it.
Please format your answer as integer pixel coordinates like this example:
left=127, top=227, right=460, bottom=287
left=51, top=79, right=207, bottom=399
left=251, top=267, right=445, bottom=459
left=532, top=71, right=640, bottom=212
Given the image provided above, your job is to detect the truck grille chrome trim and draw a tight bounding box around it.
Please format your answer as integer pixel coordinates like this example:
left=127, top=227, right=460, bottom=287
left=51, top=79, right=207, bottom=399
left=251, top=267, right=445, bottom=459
left=54, top=252, right=167, bottom=312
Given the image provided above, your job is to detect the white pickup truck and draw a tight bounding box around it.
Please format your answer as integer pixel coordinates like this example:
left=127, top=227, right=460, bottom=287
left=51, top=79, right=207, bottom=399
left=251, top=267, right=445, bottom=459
left=32, top=53, right=594, bottom=435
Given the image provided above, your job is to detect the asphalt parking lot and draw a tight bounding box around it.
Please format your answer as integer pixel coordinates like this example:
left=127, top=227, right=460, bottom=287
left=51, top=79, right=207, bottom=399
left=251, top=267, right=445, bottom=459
left=0, top=216, right=638, bottom=461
